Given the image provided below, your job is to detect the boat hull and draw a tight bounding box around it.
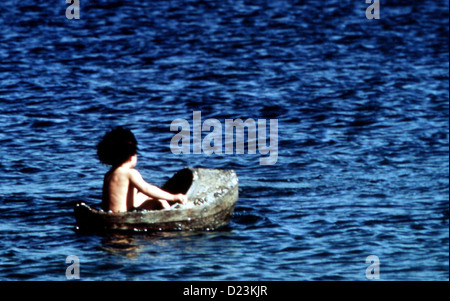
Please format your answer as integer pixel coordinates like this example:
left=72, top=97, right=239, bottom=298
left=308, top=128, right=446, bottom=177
left=74, top=167, right=238, bottom=232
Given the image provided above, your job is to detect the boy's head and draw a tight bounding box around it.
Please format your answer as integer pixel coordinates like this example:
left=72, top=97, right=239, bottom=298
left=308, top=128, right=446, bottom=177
left=97, top=126, right=138, bottom=167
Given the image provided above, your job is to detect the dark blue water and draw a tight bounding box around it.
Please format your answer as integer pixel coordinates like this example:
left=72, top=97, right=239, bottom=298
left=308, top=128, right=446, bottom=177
left=0, top=0, right=448, bottom=281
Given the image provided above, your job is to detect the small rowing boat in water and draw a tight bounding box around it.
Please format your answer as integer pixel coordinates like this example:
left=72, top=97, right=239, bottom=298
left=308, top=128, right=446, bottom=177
left=74, top=167, right=239, bottom=232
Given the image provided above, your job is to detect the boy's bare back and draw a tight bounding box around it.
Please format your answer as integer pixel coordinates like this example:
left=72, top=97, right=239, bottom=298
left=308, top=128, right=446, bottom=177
left=102, top=164, right=141, bottom=212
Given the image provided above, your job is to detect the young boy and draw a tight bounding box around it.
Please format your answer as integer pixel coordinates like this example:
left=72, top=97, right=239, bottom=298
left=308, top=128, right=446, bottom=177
left=97, top=126, right=188, bottom=212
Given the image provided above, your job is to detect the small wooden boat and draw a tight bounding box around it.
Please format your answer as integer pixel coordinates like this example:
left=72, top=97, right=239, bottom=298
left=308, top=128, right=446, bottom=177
left=74, top=167, right=239, bottom=232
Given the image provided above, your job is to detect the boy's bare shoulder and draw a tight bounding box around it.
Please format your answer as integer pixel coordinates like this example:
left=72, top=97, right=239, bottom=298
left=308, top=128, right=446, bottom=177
left=126, top=168, right=144, bottom=180
left=108, top=166, right=135, bottom=179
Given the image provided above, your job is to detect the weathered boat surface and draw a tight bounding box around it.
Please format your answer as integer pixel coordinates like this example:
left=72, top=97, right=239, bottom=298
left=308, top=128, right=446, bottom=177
left=74, top=167, right=238, bottom=232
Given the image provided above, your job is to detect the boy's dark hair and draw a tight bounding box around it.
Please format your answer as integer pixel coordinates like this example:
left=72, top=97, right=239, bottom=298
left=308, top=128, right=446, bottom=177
left=97, top=126, right=138, bottom=167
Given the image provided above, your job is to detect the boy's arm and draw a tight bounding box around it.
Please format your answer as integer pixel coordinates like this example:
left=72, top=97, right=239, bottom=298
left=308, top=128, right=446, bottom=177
left=129, top=169, right=187, bottom=203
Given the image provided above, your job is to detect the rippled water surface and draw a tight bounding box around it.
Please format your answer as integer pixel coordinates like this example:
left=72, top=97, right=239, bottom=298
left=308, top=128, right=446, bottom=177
left=0, top=0, right=448, bottom=280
